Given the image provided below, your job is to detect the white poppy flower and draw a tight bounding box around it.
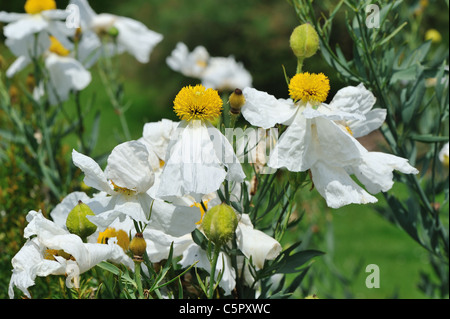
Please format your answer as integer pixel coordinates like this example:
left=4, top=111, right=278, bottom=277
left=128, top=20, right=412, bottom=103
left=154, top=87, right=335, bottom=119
left=8, top=210, right=131, bottom=298
left=201, top=56, right=253, bottom=91
left=439, top=142, right=449, bottom=167
left=70, top=0, right=163, bottom=63
left=0, top=0, right=73, bottom=48
left=166, top=42, right=252, bottom=91
left=241, top=72, right=418, bottom=208
left=5, top=34, right=91, bottom=105
left=154, top=85, right=245, bottom=200
left=166, top=42, right=210, bottom=78
left=328, top=83, right=386, bottom=138
left=72, top=140, right=200, bottom=236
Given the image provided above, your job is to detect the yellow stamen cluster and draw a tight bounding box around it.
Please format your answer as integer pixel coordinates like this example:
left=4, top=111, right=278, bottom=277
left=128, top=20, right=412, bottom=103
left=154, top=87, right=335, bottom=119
left=97, top=228, right=130, bottom=252
left=173, top=85, right=223, bottom=122
left=192, top=200, right=209, bottom=225
left=44, top=249, right=75, bottom=261
left=49, top=36, right=70, bottom=56
left=25, top=0, right=56, bottom=14
left=111, top=180, right=136, bottom=196
left=288, top=72, right=330, bottom=104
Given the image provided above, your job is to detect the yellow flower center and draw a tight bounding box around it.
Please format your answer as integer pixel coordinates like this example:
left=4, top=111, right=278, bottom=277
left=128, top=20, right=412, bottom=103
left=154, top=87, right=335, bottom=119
left=288, top=72, right=330, bottom=104
left=345, top=126, right=353, bottom=136
left=173, top=85, right=223, bottom=122
left=97, top=228, right=130, bottom=252
left=443, top=154, right=449, bottom=167
left=24, top=0, right=56, bottom=14
left=192, top=200, right=209, bottom=225
left=44, top=249, right=76, bottom=261
left=110, top=180, right=136, bottom=196
left=49, top=36, right=70, bottom=56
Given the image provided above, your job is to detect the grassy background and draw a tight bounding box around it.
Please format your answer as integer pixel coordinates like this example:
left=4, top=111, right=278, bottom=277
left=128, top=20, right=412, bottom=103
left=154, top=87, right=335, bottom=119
left=1, top=0, right=449, bottom=299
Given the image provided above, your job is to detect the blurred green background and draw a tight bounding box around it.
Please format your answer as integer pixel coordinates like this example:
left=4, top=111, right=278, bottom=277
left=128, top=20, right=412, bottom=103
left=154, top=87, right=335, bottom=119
left=1, top=0, right=448, bottom=299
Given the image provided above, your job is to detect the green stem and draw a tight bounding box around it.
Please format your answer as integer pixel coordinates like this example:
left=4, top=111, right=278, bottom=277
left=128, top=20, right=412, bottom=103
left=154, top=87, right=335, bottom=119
left=208, top=243, right=221, bottom=299
left=296, top=57, right=304, bottom=74
left=134, top=261, right=145, bottom=299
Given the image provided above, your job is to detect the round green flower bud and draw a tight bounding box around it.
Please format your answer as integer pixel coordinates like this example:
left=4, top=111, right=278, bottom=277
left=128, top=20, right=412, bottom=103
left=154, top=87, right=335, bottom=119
left=202, top=203, right=238, bottom=246
left=289, top=23, right=319, bottom=59
left=129, top=232, right=147, bottom=262
left=66, top=200, right=97, bottom=241
left=107, top=26, right=119, bottom=38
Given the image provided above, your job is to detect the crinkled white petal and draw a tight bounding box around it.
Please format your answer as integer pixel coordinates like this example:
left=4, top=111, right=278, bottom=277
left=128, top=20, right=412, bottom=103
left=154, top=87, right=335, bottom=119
left=313, top=116, right=364, bottom=167
left=206, top=122, right=246, bottom=183
left=45, top=53, right=91, bottom=104
left=144, top=230, right=192, bottom=263
left=72, top=149, right=113, bottom=194
left=70, top=0, right=97, bottom=26
left=114, top=17, right=163, bottom=63
left=304, top=104, right=366, bottom=122
left=350, top=151, right=419, bottom=194
left=0, top=12, right=29, bottom=23
left=8, top=238, right=52, bottom=299
left=267, top=112, right=313, bottom=171
left=201, top=56, right=252, bottom=91
left=148, top=199, right=201, bottom=237
left=329, top=83, right=376, bottom=115
left=105, top=140, right=154, bottom=193
left=310, top=161, right=378, bottom=208
left=6, top=56, right=31, bottom=78
left=242, top=87, right=298, bottom=129
left=3, top=14, right=48, bottom=39
left=179, top=243, right=236, bottom=296
left=141, top=118, right=179, bottom=160
left=156, top=121, right=227, bottom=198
left=349, top=108, right=387, bottom=138
left=236, top=214, right=281, bottom=269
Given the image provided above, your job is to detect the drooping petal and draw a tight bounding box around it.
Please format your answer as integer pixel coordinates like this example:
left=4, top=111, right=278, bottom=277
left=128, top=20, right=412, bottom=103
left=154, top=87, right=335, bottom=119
left=45, top=53, right=92, bottom=104
left=267, top=112, right=313, bottom=171
left=236, top=214, right=281, bottom=269
left=242, top=87, right=298, bottom=129
left=310, top=161, right=378, bottom=208
left=114, top=16, right=163, bottom=64
left=313, top=116, right=364, bottom=167
left=350, top=151, right=419, bottom=194
left=72, top=149, right=113, bottom=194
left=207, top=122, right=246, bottom=183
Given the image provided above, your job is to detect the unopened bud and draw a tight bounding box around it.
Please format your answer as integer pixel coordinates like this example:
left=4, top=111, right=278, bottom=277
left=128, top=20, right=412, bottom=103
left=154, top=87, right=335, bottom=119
left=229, top=88, right=246, bottom=115
left=202, top=203, right=238, bottom=246
left=129, top=232, right=147, bottom=262
left=290, top=23, right=319, bottom=59
left=108, top=26, right=119, bottom=38
left=66, top=200, right=97, bottom=241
